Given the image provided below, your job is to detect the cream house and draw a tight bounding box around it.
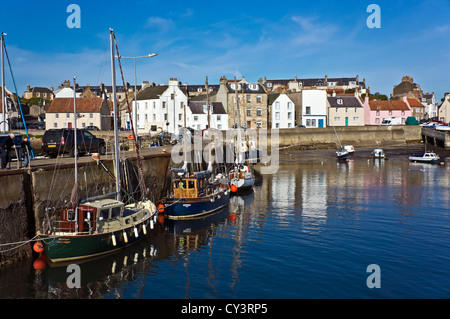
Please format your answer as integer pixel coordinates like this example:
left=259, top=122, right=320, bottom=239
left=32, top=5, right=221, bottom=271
left=438, top=93, right=450, bottom=123
left=328, top=96, right=364, bottom=126
left=45, top=97, right=112, bottom=130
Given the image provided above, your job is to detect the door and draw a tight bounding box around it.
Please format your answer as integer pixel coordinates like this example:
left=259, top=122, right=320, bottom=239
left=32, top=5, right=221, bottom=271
left=345, top=117, right=349, bottom=126
left=318, top=119, right=324, bottom=128
left=68, top=122, right=72, bottom=129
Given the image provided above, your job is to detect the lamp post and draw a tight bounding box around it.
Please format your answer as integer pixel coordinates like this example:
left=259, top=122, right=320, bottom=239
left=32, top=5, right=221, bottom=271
left=120, top=53, right=157, bottom=137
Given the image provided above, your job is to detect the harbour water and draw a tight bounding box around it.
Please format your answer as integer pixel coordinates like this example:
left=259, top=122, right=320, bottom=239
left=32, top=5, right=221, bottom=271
left=0, top=145, right=449, bottom=299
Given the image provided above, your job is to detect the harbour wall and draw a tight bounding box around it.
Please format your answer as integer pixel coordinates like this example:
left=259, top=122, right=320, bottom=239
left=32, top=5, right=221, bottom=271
left=273, top=125, right=422, bottom=149
left=0, top=152, right=172, bottom=268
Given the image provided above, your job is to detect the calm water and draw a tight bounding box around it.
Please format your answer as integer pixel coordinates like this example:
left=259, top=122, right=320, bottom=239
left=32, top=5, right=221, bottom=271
left=1, top=152, right=449, bottom=299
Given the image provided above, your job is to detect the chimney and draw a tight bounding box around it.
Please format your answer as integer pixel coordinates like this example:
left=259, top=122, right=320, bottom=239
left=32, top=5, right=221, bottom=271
left=27, top=84, right=30, bottom=92
left=51, top=85, right=54, bottom=91
left=169, top=78, right=178, bottom=87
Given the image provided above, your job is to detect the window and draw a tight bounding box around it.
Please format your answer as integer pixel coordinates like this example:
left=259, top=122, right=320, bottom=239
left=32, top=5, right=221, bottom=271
left=353, top=117, right=359, bottom=122
left=247, top=108, right=251, bottom=116
left=153, top=101, right=156, bottom=109
left=194, top=116, right=199, bottom=122
left=275, top=112, right=280, bottom=120
left=257, top=108, right=262, bottom=116
left=275, top=102, right=280, bottom=110
left=275, top=123, right=280, bottom=128
left=217, top=124, right=222, bottom=130
left=334, top=117, right=340, bottom=122
left=99, top=209, right=109, bottom=220
left=164, top=114, right=167, bottom=121
left=306, top=119, right=311, bottom=126
left=287, top=102, right=292, bottom=110
left=162, top=101, right=166, bottom=109
left=376, top=111, right=380, bottom=116
left=256, top=121, right=262, bottom=128
left=337, top=99, right=343, bottom=105
left=256, top=95, right=262, bottom=103
left=66, top=113, right=70, bottom=118
left=89, top=113, right=93, bottom=118
left=402, top=111, right=405, bottom=116
left=55, top=114, right=59, bottom=119
left=53, top=123, right=57, bottom=128
left=288, top=112, right=292, bottom=120
left=288, top=123, right=292, bottom=128
left=389, top=111, right=392, bottom=115
left=67, top=210, right=76, bottom=221
left=246, top=95, right=251, bottom=103
left=179, top=114, right=182, bottom=121
left=111, top=207, right=121, bottom=219
left=81, top=123, right=86, bottom=128
left=306, top=106, right=311, bottom=115
left=153, top=114, right=156, bottom=121
left=375, top=118, right=380, bottom=124
left=311, top=119, right=316, bottom=126
left=145, top=102, right=148, bottom=109
left=217, top=115, right=221, bottom=121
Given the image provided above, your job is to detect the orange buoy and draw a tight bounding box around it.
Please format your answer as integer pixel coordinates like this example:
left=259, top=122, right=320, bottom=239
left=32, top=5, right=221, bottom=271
left=127, top=134, right=135, bottom=140
left=33, top=256, right=48, bottom=270
left=231, top=185, right=238, bottom=193
left=157, top=204, right=165, bottom=213
left=33, top=241, right=44, bottom=253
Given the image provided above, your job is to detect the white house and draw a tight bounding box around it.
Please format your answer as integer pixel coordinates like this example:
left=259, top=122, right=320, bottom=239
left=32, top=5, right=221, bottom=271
left=302, top=90, right=327, bottom=128
left=270, top=93, right=295, bottom=129
left=187, top=101, right=228, bottom=131
left=133, top=78, right=188, bottom=135
left=421, top=92, right=437, bottom=119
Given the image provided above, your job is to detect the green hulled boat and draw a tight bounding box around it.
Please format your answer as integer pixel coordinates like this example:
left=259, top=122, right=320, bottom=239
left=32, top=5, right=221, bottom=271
left=36, top=29, right=157, bottom=263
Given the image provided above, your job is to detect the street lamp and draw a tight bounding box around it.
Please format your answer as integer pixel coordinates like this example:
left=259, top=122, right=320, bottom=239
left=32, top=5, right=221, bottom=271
left=119, top=53, right=157, bottom=137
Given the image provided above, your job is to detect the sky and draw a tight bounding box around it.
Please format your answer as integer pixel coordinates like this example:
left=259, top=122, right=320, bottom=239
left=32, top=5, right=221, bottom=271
left=1, top=0, right=449, bottom=100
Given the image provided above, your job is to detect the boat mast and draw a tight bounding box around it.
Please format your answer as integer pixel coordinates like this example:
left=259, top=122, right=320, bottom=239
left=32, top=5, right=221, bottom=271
left=1, top=33, right=6, bottom=133
left=110, top=29, right=121, bottom=202
left=235, top=77, right=242, bottom=164
left=73, top=77, right=78, bottom=186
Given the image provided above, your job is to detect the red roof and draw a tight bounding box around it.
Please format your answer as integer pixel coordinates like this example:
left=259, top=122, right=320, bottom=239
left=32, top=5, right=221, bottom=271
left=47, top=98, right=112, bottom=113
left=407, top=98, right=424, bottom=107
left=368, top=100, right=410, bottom=111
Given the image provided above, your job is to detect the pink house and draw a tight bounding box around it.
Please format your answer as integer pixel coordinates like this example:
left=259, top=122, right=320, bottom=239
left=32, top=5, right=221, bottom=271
left=364, top=96, right=412, bottom=125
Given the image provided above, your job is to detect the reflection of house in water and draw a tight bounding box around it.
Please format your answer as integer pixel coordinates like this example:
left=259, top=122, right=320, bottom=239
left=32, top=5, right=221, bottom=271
left=271, top=171, right=296, bottom=223
left=301, top=170, right=327, bottom=232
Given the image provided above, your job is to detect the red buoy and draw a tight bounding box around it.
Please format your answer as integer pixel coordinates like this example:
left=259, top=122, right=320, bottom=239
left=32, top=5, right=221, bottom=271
left=157, top=204, right=165, bottom=213
left=33, top=242, right=44, bottom=253
left=231, top=185, right=238, bottom=193
left=158, top=214, right=165, bottom=224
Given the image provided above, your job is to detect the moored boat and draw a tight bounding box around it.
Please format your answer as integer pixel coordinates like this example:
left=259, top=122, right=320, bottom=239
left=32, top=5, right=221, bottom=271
left=336, top=148, right=350, bottom=160
left=36, top=29, right=158, bottom=262
left=159, top=168, right=230, bottom=220
left=373, top=148, right=386, bottom=158
left=408, top=151, right=440, bottom=163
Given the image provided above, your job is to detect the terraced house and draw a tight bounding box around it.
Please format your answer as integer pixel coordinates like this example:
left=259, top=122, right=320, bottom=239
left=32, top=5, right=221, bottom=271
left=216, top=76, right=268, bottom=129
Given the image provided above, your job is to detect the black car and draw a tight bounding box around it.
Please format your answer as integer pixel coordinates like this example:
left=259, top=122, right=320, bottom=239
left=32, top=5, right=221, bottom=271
left=41, top=129, right=106, bottom=158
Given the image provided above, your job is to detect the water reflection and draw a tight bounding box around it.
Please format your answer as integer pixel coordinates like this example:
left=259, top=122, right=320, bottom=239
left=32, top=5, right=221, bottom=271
left=0, top=158, right=448, bottom=299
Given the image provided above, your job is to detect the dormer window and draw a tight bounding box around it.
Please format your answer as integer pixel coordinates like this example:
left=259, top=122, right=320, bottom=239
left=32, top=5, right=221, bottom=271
left=230, top=83, right=241, bottom=91
left=197, top=88, right=203, bottom=92
left=337, top=99, right=343, bottom=105
left=249, top=84, right=258, bottom=90
left=267, top=82, right=273, bottom=88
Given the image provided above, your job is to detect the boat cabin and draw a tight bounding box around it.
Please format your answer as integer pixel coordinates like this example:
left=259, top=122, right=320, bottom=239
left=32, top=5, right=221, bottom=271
left=56, top=199, right=125, bottom=234
left=172, top=170, right=218, bottom=199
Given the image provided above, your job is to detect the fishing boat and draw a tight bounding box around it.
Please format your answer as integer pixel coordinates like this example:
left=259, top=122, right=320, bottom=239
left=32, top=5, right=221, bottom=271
left=158, top=78, right=230, bottom=220
left=36, top=29, right=157, bottom=262
left=159, top=168, right=230, bottom=220
left=409, top=151, right=440, bottom=163
left=373, top=148, right=386, bottom=158
left=332, top=125, right=349, bottom=160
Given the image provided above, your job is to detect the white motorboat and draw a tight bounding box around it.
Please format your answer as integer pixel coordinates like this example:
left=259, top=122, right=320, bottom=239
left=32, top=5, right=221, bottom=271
left=373, top=148, right=385, bottom=158
left=409, top=151, right=440, bottom=163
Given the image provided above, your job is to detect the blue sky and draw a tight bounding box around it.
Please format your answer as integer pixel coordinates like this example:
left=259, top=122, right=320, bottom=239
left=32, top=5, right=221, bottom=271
left=2, top=0, right=450, bottom=99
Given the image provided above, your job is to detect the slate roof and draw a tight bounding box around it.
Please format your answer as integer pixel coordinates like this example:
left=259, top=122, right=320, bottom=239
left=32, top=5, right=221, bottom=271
left=226, top=82, right=266, bottom=94
left=328, top=96, right=363, bottom=108
left=30, top=87, right=53, bottom=93
left=367, top=100, right=410, bottom=111
left=188, top=101, right=227, bottom=115
left=266, top=77, right=364, bottom=88
left=46, top=98, right=112, bottom=113
left=135, top=85, right=169, bottom=100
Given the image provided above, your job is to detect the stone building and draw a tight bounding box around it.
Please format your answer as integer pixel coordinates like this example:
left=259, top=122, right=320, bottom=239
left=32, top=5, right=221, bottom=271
left=216, top=76, right=268, bottom=129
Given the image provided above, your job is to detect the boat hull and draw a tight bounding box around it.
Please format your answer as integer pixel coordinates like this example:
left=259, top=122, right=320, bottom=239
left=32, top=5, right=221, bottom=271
left=162, top=191, right=230, bottom=220
left=39, top=218, right=155, bottom=263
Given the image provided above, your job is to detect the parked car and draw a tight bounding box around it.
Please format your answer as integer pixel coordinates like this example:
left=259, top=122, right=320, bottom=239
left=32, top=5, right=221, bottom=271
left=41, top=129, right=106, bottom=158
left=37, top=122, right=45, bottom=130
left=85, top=125, right=99, bottom=131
